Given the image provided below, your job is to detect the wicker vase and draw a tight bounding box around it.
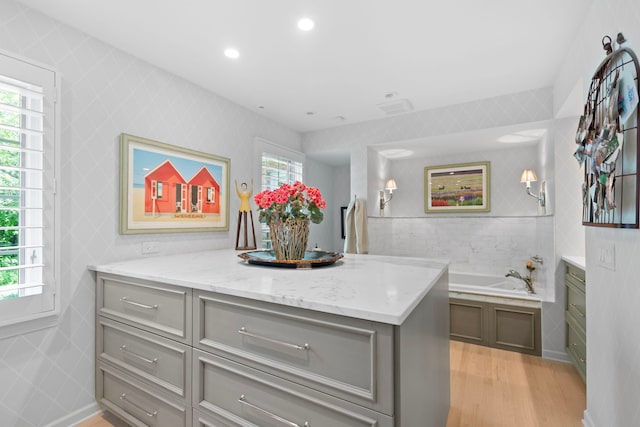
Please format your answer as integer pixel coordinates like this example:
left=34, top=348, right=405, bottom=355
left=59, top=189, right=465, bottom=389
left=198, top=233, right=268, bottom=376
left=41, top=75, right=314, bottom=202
left=269, top=217, right=310, bottom=260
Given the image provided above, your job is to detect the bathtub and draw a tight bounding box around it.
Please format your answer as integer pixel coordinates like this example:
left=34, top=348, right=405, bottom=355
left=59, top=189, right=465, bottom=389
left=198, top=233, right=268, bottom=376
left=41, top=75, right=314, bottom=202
left=448, top=271, right=541, bottom=302
left=448, top=271, right=542, bottom=355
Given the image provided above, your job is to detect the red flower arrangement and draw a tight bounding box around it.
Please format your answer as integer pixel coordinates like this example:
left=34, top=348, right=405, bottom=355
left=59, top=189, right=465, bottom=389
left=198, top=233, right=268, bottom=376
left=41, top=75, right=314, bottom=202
left=254, top=181, right=326, bottom=226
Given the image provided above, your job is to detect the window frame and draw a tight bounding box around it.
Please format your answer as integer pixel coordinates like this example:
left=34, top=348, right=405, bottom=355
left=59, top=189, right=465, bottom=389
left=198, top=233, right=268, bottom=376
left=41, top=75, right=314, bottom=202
left=253, top=137, right=305, bottom=249
left=0, top=49, right=60, bottom=338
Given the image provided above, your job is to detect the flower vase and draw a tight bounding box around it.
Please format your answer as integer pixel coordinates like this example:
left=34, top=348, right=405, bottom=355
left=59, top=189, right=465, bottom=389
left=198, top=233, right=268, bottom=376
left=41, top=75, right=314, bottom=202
left=269, top=217, right=310, bottom=260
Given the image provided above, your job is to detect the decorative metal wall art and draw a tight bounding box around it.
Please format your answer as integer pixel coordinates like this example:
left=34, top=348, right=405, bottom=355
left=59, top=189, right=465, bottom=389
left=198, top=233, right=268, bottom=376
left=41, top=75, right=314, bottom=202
left=574, top=33, right=640, bottom=228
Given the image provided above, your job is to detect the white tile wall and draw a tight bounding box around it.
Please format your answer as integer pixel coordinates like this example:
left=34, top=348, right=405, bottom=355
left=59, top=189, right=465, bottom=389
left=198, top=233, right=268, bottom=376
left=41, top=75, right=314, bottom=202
left=368, top=216, right=553, bottom=299
left=0, top=1, right=301, bottom=425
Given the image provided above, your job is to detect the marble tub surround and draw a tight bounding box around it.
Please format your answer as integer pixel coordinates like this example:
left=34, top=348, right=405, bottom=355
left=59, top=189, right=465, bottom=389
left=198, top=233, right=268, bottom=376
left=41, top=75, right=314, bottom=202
left=90, top=249, right=448, bottom=325
left=367, top=216, right=555, bottom=302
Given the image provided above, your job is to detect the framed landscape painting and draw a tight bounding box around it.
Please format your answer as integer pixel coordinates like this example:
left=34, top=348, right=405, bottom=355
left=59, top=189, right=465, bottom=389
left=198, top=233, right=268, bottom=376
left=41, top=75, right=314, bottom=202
left=120, top=133, right=230, bottom=234
left=424, top=162, right=490, bottom=213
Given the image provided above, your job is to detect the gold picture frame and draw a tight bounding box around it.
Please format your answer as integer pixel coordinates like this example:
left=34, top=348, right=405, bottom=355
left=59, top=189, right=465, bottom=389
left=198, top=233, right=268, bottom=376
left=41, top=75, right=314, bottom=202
left=119, top=133, right=230, bottom=234
left=424, top=161, right=490, bottom=213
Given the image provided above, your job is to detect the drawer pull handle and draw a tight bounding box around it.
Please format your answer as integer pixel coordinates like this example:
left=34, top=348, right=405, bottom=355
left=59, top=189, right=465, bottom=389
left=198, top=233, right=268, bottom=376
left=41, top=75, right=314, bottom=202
left=120, top=297, right=158, bottom=310
left=570, top=303, right=586, bottom=318
left=238, top=327, right=309, bottom=351
left=568, top=272, right=585, bottom=284
left=119, top=393, right=157, bottom=418
left=238, top=394, right=309, bottom=427
left=119, top=345, right=158, bottom=364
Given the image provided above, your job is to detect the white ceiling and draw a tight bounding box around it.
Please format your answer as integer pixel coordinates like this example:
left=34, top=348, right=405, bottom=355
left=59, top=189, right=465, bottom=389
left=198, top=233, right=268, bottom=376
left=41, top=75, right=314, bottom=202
left=17, top=0, right=592, bottom=136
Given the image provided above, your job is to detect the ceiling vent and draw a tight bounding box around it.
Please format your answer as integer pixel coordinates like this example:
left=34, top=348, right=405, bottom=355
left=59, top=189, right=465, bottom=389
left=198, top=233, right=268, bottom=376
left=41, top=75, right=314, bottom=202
left=377, top=98, right=414, bottom=115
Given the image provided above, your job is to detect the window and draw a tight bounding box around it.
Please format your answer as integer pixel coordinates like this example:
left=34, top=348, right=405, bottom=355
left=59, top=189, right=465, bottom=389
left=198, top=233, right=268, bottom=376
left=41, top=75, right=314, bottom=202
left=258, top=147, right=304, bottom=249
left=0, top=52, right=58, bottom=329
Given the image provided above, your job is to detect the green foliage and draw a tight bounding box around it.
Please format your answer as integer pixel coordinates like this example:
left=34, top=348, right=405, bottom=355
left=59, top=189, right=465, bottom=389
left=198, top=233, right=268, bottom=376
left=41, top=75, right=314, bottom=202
left=0, top=88, right=21, bottom=287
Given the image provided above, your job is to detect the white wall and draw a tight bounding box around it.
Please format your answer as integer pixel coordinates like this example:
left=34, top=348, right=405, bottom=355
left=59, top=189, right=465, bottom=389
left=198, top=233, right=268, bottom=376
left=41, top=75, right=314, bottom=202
left=305, top=158, right=336, bottom=251
left=304, top=87, right=554, bottom=212
left=0, top=1, right=300, bottom=425
left=387, top=145, right=542, bottom=217
left=552, top=1, right=640, bottom=426
left=332, top=164, right=350, bottom=251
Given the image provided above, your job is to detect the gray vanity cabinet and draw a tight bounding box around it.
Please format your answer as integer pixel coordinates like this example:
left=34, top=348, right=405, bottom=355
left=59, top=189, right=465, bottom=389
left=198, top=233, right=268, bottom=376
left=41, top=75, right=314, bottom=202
left=565, top=263, right=586, bottom=382
left=193, top=291, right=394, bottom=415
left=95, top=270, right=450, bottom=427
left=96, top=273, right=193, bottom=427
left=193, top=349, right=393, bottom=427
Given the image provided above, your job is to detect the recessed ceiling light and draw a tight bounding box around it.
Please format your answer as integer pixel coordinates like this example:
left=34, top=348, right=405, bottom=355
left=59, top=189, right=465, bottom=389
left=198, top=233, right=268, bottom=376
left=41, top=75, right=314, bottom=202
left=224, top=48, right=239, bottom=59
left=498, top=129, right=547, bottom=143
left=497, top=134, right=532, bottom=143
left=378, top=149, right=414, bottom=159
left=297, top=18, right=315, bottom=31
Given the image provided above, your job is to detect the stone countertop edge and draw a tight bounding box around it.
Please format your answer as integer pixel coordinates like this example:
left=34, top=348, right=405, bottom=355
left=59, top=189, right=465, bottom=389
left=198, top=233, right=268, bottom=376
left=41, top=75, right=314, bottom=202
left=562, top=255, right=586, bottom=270
left=89, top=249, right=449, bottom=326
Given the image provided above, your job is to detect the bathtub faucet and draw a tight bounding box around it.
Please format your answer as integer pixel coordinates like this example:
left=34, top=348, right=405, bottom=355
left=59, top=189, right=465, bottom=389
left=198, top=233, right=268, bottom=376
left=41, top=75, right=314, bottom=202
left=505, top=269, right=536, bottom=294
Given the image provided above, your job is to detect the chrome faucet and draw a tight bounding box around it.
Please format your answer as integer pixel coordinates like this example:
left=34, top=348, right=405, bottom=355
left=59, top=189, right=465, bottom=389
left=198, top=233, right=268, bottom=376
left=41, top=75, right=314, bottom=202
left=505, top=269, right=536, bottom=294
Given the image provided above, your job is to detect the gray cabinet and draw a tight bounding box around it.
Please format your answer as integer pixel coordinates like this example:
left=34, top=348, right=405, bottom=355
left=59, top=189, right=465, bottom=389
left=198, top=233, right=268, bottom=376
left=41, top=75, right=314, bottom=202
left=449, top=299, right=489, bottom=346
left=96, top=273, right=193, bottom=427
left=565, top=263, right=586, bottom=382
left=193, top=349, right=393, bottom=427
left=95, top=271, right=450, bottom=427
left=450, top=297, right=541, bottom=356
left=193, top=291, right=394, bottom=415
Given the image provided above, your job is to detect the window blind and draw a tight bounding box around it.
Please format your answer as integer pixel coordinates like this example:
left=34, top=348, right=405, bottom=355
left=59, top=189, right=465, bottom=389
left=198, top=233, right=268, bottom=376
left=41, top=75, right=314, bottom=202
left=259, top=152, right=303, bottom=248
left=0, top=52, right=57, bottom=327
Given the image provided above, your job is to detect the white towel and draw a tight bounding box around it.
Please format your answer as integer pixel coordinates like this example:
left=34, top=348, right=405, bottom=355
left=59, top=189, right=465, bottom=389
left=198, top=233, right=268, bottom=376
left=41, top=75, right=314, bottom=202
left=344, top=198, right=369, bottom=254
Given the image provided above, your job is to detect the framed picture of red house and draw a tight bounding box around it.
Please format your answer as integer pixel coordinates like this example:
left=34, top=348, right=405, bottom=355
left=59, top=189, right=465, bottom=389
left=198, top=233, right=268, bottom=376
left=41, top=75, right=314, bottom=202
left=119, top=133, right=230, bottom=234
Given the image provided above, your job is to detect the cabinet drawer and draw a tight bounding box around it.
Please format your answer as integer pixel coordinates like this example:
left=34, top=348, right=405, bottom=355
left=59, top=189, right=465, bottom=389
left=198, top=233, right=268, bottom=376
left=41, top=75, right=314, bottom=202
left=97, top=362, right=191, bottom=427
left=193, top=350, right=393, bottom=427
left=566, top=280, right=586, bottom=331
left=194, top=291, right=394, bottom=415
left=566, top=316, right=586, bottom=380
left=97, top=317, right=191, bottom=400
left=97, top=273, right=191, bottom=343
left=565, top=264, right=585, bottom=290
left=193, top=409, right=247, bottom=427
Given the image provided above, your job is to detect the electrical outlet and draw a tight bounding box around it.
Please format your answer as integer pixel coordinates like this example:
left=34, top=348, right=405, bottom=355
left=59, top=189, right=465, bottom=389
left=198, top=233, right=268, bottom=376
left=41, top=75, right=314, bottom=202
left=142, top=241, right=159, bottom=254
left=598, top=243, right=615, bottom=271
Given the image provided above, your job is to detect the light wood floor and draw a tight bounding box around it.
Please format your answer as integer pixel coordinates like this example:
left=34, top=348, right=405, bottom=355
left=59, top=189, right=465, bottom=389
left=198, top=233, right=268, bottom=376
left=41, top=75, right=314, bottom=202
left=77, top=341, right=586, bottom=427
left=447, top=341, right=585, bottom=427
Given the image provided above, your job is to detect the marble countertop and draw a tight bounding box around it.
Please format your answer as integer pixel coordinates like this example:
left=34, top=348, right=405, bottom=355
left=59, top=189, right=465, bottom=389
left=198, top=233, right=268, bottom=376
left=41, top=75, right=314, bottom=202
left=562, top=255, right=586, bottom=270
left=89, top=250, right=448, bottom=325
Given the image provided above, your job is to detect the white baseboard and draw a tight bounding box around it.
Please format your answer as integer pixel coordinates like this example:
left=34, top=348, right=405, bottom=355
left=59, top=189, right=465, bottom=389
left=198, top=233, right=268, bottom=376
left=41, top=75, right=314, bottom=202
left=43, top=402, right=101, bottom=427
left=542, top=349, right=571, bottom=363
left=583, top=409, right=595, bottom=427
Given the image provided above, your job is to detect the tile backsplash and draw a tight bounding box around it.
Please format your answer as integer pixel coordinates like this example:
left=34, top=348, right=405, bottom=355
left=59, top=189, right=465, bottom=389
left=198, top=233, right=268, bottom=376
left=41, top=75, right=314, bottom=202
left=368, top=215, right=554, bottom=300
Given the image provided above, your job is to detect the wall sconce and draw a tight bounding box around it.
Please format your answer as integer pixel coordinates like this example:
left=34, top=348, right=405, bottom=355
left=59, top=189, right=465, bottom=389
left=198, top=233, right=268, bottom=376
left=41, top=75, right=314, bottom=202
left=520, top=169, right=546, bottom=208
left=379, top=178, right=397, bottom=216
